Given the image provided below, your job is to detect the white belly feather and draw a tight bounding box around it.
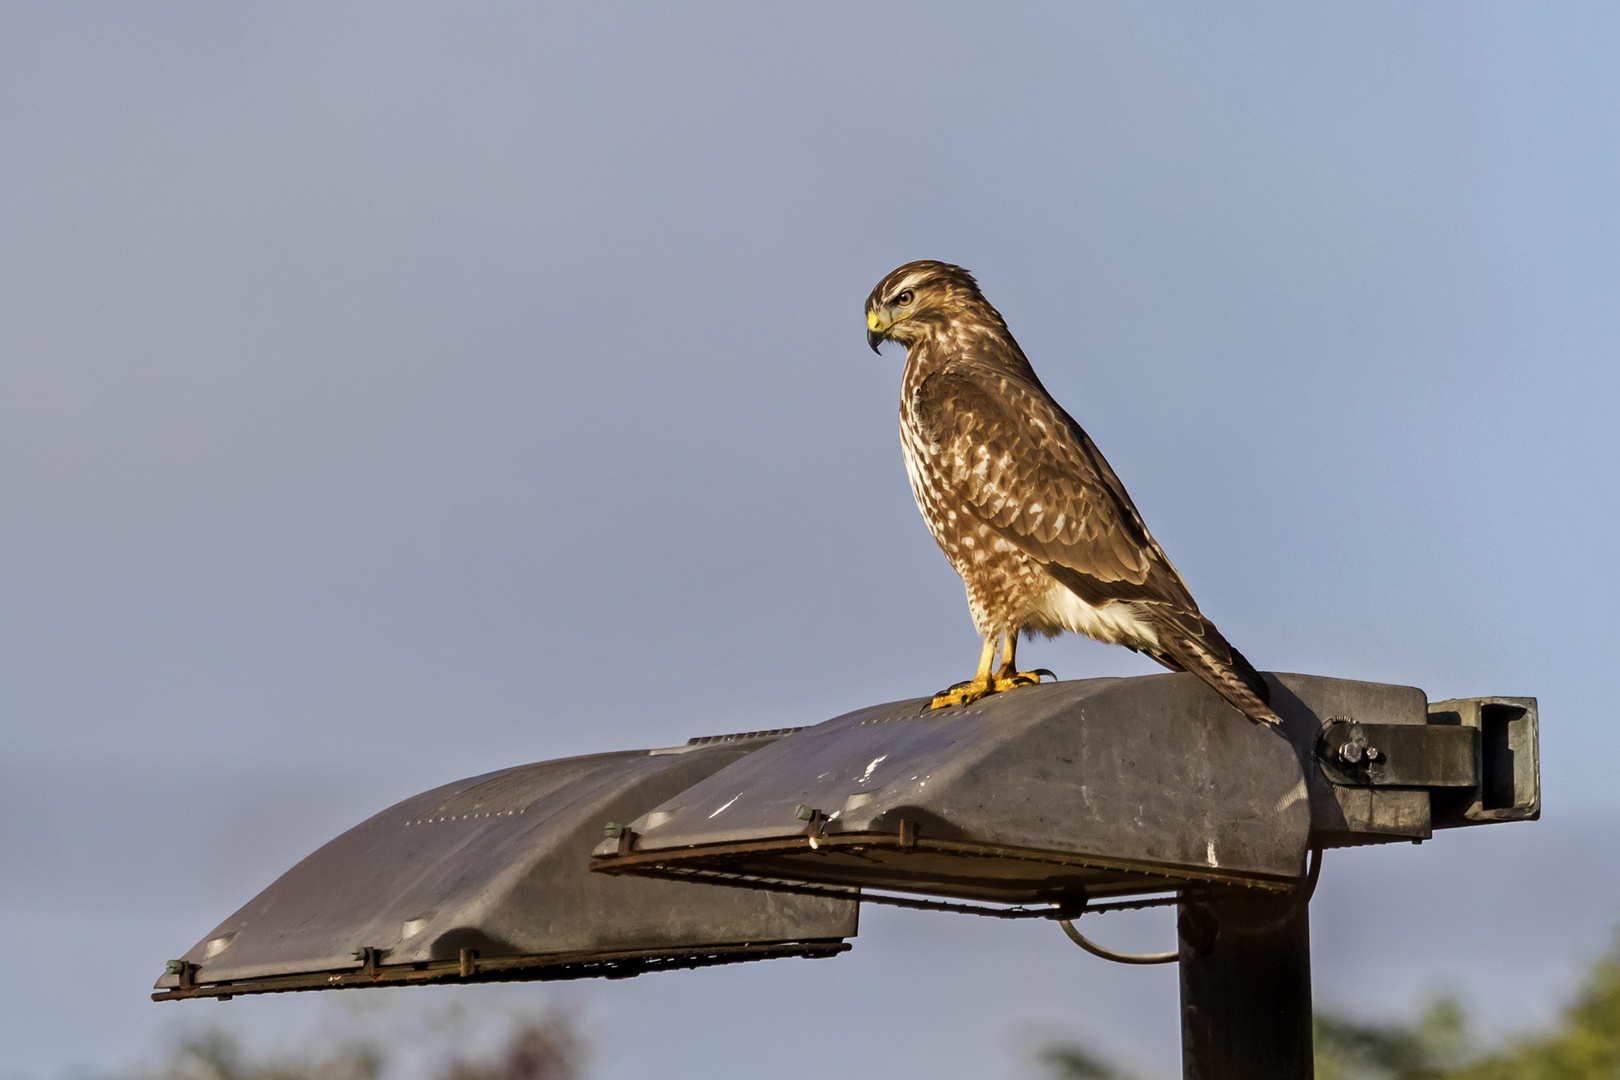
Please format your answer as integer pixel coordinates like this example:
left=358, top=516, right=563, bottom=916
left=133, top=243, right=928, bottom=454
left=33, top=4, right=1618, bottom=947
left=1032, top=582, right=1163, bottom=652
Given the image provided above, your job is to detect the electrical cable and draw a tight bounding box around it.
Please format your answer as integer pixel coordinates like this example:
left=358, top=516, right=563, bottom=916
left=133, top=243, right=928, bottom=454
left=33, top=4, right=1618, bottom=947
left=1057, top=916, right=1180, bottom=965
left=1056, top=847, right=1323, bottom=964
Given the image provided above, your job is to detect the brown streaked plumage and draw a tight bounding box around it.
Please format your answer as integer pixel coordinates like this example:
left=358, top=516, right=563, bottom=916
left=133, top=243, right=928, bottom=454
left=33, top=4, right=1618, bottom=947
left=866, top=259, right=1280, bottom=724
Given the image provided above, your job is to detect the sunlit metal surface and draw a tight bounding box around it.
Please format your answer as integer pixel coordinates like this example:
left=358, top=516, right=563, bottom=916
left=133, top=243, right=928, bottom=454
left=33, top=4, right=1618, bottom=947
left=592, top=674, right=1357, bottom=904
left=155, top=733, right=856, bottom=1001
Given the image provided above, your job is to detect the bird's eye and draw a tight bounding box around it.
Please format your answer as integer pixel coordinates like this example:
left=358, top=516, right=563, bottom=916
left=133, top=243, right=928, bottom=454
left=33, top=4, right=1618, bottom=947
left=896, top=289, right=915, bottom=305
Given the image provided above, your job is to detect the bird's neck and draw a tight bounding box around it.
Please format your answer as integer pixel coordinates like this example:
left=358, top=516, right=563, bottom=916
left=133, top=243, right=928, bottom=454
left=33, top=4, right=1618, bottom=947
left=902, top=319, right=1039, bottom=383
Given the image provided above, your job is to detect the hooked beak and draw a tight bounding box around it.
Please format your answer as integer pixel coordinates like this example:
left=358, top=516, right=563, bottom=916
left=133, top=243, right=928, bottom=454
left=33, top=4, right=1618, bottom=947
left=866, top=309, right=887, bottom=354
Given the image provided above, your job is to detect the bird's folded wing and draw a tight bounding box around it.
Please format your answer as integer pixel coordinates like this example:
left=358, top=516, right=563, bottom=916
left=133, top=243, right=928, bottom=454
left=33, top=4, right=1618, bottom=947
left=913, top=367, right=1201, bottom=614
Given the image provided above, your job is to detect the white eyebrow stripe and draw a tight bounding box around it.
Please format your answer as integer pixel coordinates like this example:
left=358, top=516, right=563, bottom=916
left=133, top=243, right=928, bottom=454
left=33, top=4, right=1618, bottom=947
left=889, top=271, right=929, bottom=297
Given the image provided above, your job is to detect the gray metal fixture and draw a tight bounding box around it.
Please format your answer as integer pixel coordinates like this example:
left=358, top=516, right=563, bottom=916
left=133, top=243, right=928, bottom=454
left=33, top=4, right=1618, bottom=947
left=153, top=671, right=1538, bottom=1080
left=590, top=674, right=1536, bottom=904
left=154, top=730, right=855, bottom=1001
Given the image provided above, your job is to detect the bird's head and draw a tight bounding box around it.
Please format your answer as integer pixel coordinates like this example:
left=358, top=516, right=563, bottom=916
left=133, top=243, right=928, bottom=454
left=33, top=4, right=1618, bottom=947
left=864, top=260, right=986, bottom=354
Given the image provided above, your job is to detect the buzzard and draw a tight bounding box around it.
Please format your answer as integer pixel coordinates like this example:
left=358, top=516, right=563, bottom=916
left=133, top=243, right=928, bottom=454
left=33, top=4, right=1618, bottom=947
left=866, top=260, right=1281, bottom=725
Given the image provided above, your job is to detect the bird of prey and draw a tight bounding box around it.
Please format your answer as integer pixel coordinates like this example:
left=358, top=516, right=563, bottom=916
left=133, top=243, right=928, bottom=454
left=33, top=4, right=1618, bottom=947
left=866, top=260, right=1281, bottom=725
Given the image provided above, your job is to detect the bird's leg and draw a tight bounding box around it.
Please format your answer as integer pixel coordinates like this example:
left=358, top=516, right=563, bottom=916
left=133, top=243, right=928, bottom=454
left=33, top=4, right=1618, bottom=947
left=927, top=635, right=1000, bottom=710
left=992, top=632, right=1046, bottom=692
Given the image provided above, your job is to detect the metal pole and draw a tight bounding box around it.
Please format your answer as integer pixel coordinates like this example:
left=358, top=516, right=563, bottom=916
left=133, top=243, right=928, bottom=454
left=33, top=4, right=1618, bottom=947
left=1179, top=888, right=1314, bottom=1080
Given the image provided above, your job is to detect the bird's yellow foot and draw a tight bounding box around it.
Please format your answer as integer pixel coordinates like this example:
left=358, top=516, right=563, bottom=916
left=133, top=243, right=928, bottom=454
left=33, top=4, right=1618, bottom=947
left=929, top=677, right=993, bottom=709
left=927, top=670, right=1050, bottom=710
left=994, top=670, right=1046, bottom=691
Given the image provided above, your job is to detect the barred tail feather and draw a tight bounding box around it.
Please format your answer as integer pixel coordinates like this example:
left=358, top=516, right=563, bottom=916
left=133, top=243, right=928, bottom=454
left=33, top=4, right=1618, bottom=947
left=1150, top=615, right=1281, bottom=727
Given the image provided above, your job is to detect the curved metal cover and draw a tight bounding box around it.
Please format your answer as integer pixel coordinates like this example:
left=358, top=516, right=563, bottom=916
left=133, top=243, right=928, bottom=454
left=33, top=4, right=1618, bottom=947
left=155, top=739, right=856, bottom=996
left=595, top=675, right=1337, bottom=903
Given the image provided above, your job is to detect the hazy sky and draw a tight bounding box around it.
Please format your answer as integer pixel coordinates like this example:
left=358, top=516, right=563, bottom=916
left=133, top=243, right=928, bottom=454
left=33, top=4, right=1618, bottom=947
left=3, top=4, right=1618, bottom=1079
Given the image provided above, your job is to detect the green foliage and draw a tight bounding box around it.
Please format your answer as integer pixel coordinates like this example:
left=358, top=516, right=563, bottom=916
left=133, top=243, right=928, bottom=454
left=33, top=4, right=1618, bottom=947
left=113, top=929, right=1620, bottom=1080
left=1318, top=932, right=1620, bottom=1080
left=129, top=1003, right=584, bottom=1080
left=1446, top=934, right=1620, bottom=1080
left=1038, top=931, right=1620, bottom=1080
left=146, top=1028, right=383, bottom=1080
left=1036, top=1044, right=1136, bottom=1080
left=1313, top=997, right=1470, bottom=1080
left=432, top=1018, right=583, bottom=1080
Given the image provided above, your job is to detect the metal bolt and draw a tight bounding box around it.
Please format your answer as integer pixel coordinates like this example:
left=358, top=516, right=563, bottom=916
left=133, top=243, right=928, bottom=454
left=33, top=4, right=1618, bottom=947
left=1366, top=747, right=1381, bottom=762
left=795, top=804, right=818, bottom=821
left=1338, top=742, right=1364, bottom=765
left=351, top=947, right=368, bottom=961
left=165, top=959, right=186, bottom=975
left=603, top=822, right=622, bottom=839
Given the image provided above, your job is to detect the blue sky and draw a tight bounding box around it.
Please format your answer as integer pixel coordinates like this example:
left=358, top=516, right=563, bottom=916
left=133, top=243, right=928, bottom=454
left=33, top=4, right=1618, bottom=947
left=2, top=4, right=1617, bottom=1078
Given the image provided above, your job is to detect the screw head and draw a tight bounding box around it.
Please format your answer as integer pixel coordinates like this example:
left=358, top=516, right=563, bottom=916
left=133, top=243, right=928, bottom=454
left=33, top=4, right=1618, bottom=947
left=165, top=959, right=186, bottom=975
left=795, top=804, right=817, bottom=821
